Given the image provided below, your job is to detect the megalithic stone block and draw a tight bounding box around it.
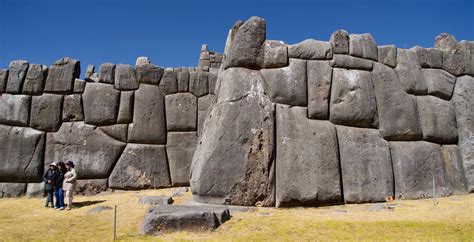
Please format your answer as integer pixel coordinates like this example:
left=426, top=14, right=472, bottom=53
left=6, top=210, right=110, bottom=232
left=22, top=64, right=48, bottom=95
left=114, top=64, right=139, bottom=91
left=62, top=94, right=84, bottom=122
left=98, top=63, right=115, bottom=84
left=6, top=60, right=29, bottom=94
left=166, top=132, right=198, bottom=186
left=30, top=93, right=63, bottom=132
left=416, top=96, right=457, bottom=144
left=441, top=145, right=468, bottom=195
left=0, top=94, right=31, bottom=127
left=349, top=33, right=378, bottom=61
left=165, top=93, right=197, bottom=131
left=329, top=29, right=349, bottom=54
left=288, top=39, right=333, bottom=60
left=307, top=60, right=332, bottom=120
left=395, top=48, right=427, bottom=95
left=82, top=82, right=120, bottom=126
left=44, top=57, right=80, bottom=94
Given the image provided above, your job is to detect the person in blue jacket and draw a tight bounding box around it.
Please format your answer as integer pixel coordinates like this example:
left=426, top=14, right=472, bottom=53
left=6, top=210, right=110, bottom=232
left=43, top=163, right=58, bottom=208
left=54, top=162, right=67, bottom=210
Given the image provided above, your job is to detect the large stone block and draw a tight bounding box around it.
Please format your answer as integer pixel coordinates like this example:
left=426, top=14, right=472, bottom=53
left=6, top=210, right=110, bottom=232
left=395, top=49, right=427, bottom=95
left=0, top=183, right=27, bottom=198
left=423, top=69, right=456, bottom=100
left=128, top=84, right=166, bottom=144
left=222, top=16, right=266, bottom=70
left=276, top=105, right=341, bottom=207
left=261, top=58, right=307, bottom=106
left=30, top=94, right=63, bottom=132
left=76, top=179, right=108, bottom=196
left=390, top=141, right=451, bottom=199
left=84, top=64, right=95, bottom=80
left=451, top=75, right=474, bottom=192
left=165, top=93, right=197, bottom=131
left=0, top=69, right=8, bottom=93
left=98, top=63, right=115, bottom=84
left=167, top=132, right=198, bottom=186
left=136, top=63, right=163, bottom=85
left=82, top=82, right=120, bottom=126
left=159, top=68, right=178, bottom=95
left=45, top=122, right=126, bottom=179
left=26, top=182, right=44, bottom=197
left=416, top=96, right=457, bottom=144
left=349, top=33, right=377, bottom=61
left=114, top=64, right=138, bottom=90
left=329, top=29, right=349, bottom=54
left=441, top=145, right=468, bottom=195
left=288, top=39, right=333, bottom=60
left=377, top=45, right=397, bottom=68
left=0, top=94, right=31, bottom=126
left=6, top=60, right=29, bottom=94
left=371, top=63, right=423, bottom=140
left=117, top=91, right=133, bottom=124
left=73, top=78, right=86, bottom=94
left=44, top=57, right=80, bottom=94
left=329, top=68, right=377, bottom=128
left=176, top=68, right=189, bottom=92
left=108, top=144, right=171, bottom=189
left=307, top=60, right=332, bottom=119
left=0, top=125, right=45, bottom=183
left=190, top=68, right=275, bottom=206
left=189, top=71, right=209, bottom=97
left=264, top=40, right=288, bottom=68
left=22, top=64, right=48, bottom=95
left=197, top=94, right=216, bottom=136
left=330, top=54, right=373, bottom=71
left=434, top=33, right=458, bottom=51
left=412, top=46, right=443, bottom=68
left=208, top=69, right=218, bottom=94
left=99, top=124, right=128, bottom=142
left=62, top=94, right=84, bottom=122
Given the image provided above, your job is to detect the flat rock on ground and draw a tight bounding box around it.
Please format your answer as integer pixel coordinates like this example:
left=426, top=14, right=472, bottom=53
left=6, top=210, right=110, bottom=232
left=139, top=196, right=173, bottom=205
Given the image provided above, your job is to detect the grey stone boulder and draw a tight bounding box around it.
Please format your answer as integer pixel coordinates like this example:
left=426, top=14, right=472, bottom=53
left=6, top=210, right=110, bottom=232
left=30, top=94, right=63, bottom=132
left=197, top=94, right=216, bottom=136
left=82, top=82, right=120, bottom=126
left=22, top=64, right=48, bottom=95
left=441, top=145, right=468, bottom=195
left=442, top=43, right=471, bottom=76
left=167, top=132, right=198, bottom=186
left=176, top=68, right=190, bottom=92
left=329, top=68, right=377, bottom=128
left=98, top=124, right=128, bottom=142
left=165, top=93, right=197, bottom=131
left=412, top=46, right=443, bottom=68
left=45, top=122, right=126, bottom=179
left=451, top=75, right=474, bottom=192
left=395, top=48, right=427, bottom=95
left=434, top=33, right=458, bottom=51
left=208, top=68, right=218, bottom=94
left=6, top=60, right=29, bottom=94
left=135, top=57, right=150, bottom=67
left=73, top=78, right=86, bottom=94
left=0, top=125, right=45, bottom=183
left=276, top=105, right=341, bottom=207
left=423, top=69, right=456, bottom=100
left=141, top=205, right=230, bottom=235
left=26, top=182, right=44, bottom=197
left=98, top=63, right=115, bottom=84
left=0, top=183, right=27, bottom=198
left=128, top=84, right=166, bottom=144
left=0, top=69, right=8, bottom=93
left=371, top=63, right=423, bottom=140
left=222, top=16, right=266, bottom=70
left=377, top=45, right=397, bottom=68
left=329, top=29, right=349, bottom=54
left=416, top=96, right=457, bottom=144
left=136, top=63, right=164, bottom=86
left=114, top=64, right=138, bottom=91
left=139, top=195, right=173, bottom=205
left=171, top=187, right=189, bottom=197
left=109, top=144, right=171, bottom=189
left=189, top=71, right=209, bottom=97
left=307, top=60, right=332, bottom=120
left=261, top=58, right=307, bottom=106
left=349, top=33, right=377, bottom=61
left=76, top=179, right=108, bottom=196
left=390, top=141, right=451, bottom=199
left=264, top=40, right=288, bottom=68
left=159, top=68, right=178, bottom=95
left=330, top=54, right=373, bottom=71
left=44, top=57, right=80, bottom=94
left=117, top=91, right=134, bottom=124
left=288, top=39, right=333, bottom=60
left=62, top=94, right=84, bottom=122
left=190, top=68, right=275, bottom=206
left=84, top=64, right=95, bottom=80
left=336, top=126, right=394, bottom=203
left=0, top=94, right=31, bottom=126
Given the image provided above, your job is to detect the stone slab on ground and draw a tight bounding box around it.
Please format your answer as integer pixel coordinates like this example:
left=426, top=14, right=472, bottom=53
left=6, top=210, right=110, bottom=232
left=139, top=196, right=174, bottom=205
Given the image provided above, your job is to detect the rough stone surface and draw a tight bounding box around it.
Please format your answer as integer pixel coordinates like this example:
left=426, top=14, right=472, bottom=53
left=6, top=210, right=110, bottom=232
left=165, top=93, right=197, bottom=131
left=117, top=91, right=134, bottom=124
left=395, top=48, right=427, bottom=95
left=22, top=64, right=48, bottom=95
left=222, top=16, right=266, bottom=70
left=44, top=57, right=80, bottom=94
left=288, top=39, right=333, bottom=60
left=416, top=96, right=457, bottom=144
left=0, top=94, right=31, bottom=126
left=73, top=78, right=86, bottom=94
left=451, top=75, right=474, bottom=192
left=307, top=60, right=332, bottom=120
left=136, top=63, right=164, bottom=86
left=189, top=71, right=209, bottom=97
left=337, top=126, right=394, bottom=203
left=442, top=46, right=470, bottom=76
left=371, top=63, right=423, bottom=140
left=190, top=68, right=275, bottom=206
left=264, top=40, right=288, bottom=68
left=114, top=64, right=138, bottom=90
left=330, top=54, right=373, bottom=71
left=0, top=183, right=27, bottom=198
left=0, top=125, right=45, bottom=183
left=412, top=46, right=443, bottom=68
left=26, top=182, right=44, bottom=197
left=76, top=179, right=108, bottom=196
left=329, top=29, right=349, bottom=54
left=349, top=33, right=378, bottom=61
left=441, top=145, right=468, bottom=195
left=208, top=69, right=218, bottom=94
left=139, top=195, right=173, bottom=205
left=46, top=122, right=125, bottom=179
left=159, top=68, right=178, bottom=95
left=377, top=45, right=397, bottom=68
left=197, top=94, right=216, bottom=136
left=276, top=105, right=341, bottom=207
left=109, top=144, right=170, bottom=189
left=167, top=132, right=198, bottom=186
left=135, top=57, right=150, bottom=67
left=261, top=58, right=307, bottom=106
left=62, top=94, right=84, bottom=122
left=390, top=141, right=451, bottom=199
left=329, top=68, right=377, bottom=128
left=82, top=82, right=120, bottom=126
left=6, top=60, right=29, bottom=94
left=98, top=63, right=115, bottom=84
left=84, top=64, right=95, bottom=80
left=30, top=94, right=63, bottom=132
left=128, top=84, right=166, bottom=144
left=176, top=68, right=190, bottom=92
left=423, top=69, right=456, bottom=100
left=0, top=69, right=8, bottom=93
left=435, top=33, right=458, bottom=51
left=99, top=124, right=128, bottom=142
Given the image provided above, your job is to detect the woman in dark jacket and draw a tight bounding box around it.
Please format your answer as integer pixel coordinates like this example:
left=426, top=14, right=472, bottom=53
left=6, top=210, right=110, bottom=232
left=54, top=162, right=67, bottom=210
left=43, top=163, right=58, bottom=208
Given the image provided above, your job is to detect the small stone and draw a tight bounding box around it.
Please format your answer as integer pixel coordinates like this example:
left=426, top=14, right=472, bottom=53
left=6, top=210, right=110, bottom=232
left=434, top=33, right=458, bottom=51
left=22, top=64, right=48, bottom=95
left=288, top=39, right=333, bottom=60
left=208, top=68, right=218, bottom=94
left=88, top=206, right=113, bottom=214
left=139, top=195, right=173, bottom=205
left=329, top=29, right=349, bottom=54
left=411, top=46, right=443, bottom=68
left=84, top=64, right=95, bottom=79
left=6, top=60, right=29, bottom=94
left=0, top=69, right=8, bottom=93
left=189, top=71, right=209, bottom=97
left=76, top=179, right=108, bottom=196
left=377, top=45, right=397, bottom=68
left=349, top=33, right=378, bottom=61
left=135, top=57, right=150, bottom=67
left=44, top=57, right=80, bottom=94
left=330, top=54, right=373, bottom=70
left=159, top=68, right=178, bottom=95
left=98, top=63, right=115, bottom=84
left=136, top=63, right=164, bottom=86
left=73, top=78, right=86, bottom=94
left=114, top=64, right=138, bottom=90
left=177, top=68, right=190, bottom=92
left=264, top=40, right=288, bottom=68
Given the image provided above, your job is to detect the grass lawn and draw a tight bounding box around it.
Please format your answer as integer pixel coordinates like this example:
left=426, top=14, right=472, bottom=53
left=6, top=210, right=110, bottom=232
left=0, top=189, right=472, bottom=241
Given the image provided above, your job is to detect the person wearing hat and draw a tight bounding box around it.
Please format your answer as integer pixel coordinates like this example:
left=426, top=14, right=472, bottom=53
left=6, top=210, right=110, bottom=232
left=54, top=162, right=67, bottom=210
left=63, top=161, right=77, bottom=210
left=42, top=163, right=58, bottom=208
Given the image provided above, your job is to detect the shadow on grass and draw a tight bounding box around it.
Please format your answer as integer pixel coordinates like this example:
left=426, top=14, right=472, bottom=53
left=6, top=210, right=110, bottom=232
left=72, top=200, right=106, bottom=208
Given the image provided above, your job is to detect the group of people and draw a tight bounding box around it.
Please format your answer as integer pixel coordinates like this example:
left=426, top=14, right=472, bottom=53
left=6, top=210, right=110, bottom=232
left=43, top=160, right=77, bottom=210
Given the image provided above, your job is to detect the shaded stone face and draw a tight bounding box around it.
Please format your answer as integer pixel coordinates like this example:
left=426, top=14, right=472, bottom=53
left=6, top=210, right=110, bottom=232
left=44, top=57, right=80, bottom=94
left=166, top=132, right=198, bottom=186
left=0, top=94, right=31, bottom=127
left=82, top=82, right=120, bottom=126
left=30, top=94, right=63, bottom=132
left=22, top=64, right=48, bottom=95
left=6, top=60, right=29, bottom=94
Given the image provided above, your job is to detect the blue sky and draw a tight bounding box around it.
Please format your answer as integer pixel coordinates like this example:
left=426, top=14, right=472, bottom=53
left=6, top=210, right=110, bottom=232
left=0, top=0, right=473, bottom=74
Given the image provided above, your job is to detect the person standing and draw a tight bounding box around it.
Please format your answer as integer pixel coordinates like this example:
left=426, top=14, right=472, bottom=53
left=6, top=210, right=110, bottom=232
left=42, top=163, right=58, bottom=208
left=63, top=161, right=77, bottom=210
left=54, top=162, right=67, bottom=210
